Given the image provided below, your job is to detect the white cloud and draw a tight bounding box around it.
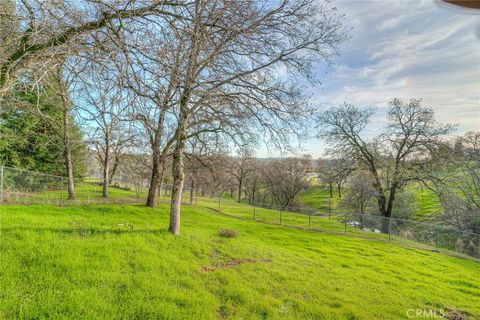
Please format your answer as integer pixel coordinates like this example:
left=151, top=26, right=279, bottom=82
left=378, top=15, right=406, bottom=31
left=314, top=0, right=479, bottom=132
left=261, top=0, right=480, bottom=158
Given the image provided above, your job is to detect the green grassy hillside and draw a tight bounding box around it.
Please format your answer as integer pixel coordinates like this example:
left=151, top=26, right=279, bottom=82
left=1, top=202, right=479, bottom=319
left=296, top=186, right=342, bottom=212
left=296, top=185, right=443, bottom=220
left=414, top=186, right=443, bottom=220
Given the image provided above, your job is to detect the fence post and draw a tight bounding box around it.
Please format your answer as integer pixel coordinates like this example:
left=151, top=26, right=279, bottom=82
left=388, top=217, right=391, bottom=242
left=60, top=176, right=64, bottom=205
left=0, top=165, right=4, bottom=203
left=328, top=197, right=331, bottom=219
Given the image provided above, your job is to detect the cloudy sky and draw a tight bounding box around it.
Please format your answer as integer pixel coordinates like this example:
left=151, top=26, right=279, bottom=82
left=260, top=0, right=480, bottom=158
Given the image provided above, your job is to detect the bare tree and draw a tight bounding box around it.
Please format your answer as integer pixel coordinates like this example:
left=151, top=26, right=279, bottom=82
left=317, top=156, right=353, bottom=199
left=163, top=0, right=346, bottom=235
left=77, top=63, right=130, bottom=198
left=317, top=99, right=455, bottom=222
left=430, top=131, right=480, bottom=232
left=225, top=148, right=254, bottom=203
left=261, top=156, right=311, bottom=209
left=0, top=0, right=184, bottom=94
left=340, top=170, right=376, bottom=215
left=332, top=157, right=354, bottom=198
left=114, top=16, right=185, bottom=208
left=184, top=136, right=215, bottom=205
left=243, top=159, right=263, bottom=204
left=193, top=151, right=233, bottom=199
left=51, top=63, right=78, bottom=200
left=462, top=131, right=480, bottom=165
left=318, top=160, right=337, bottom=198
left=118, top=153, right=151, bottom=200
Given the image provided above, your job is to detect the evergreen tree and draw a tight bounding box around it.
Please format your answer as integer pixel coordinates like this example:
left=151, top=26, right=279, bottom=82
left=0, top=79, right=86, bottom=176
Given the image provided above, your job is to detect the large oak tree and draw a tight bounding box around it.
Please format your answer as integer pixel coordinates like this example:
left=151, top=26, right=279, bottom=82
left=316, top=98, right=454, bottom=222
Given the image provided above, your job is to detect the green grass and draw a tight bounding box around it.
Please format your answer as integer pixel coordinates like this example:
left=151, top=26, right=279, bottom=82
left=296, top=186, right=338, bottom=212
left=413, top=186, right=443, bottom=221
left=4, top=180, right=170, bottom=204
left=296, top=185, right=443, bottom=220
left=1, top=202, right=480, bottom=319
left=208, top=198, right=479, bottom=255
left=49, top=182, right=142, bottom=203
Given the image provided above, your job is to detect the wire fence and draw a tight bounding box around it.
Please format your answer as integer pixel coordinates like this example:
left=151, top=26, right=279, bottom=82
left=214, top=197, right=480, bottom=260
left=0, top=166, right=196, bottom=205
left=1, top=165, right=479, bottom=260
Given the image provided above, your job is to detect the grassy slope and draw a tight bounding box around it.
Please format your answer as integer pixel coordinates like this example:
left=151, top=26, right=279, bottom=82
left=414, top=186, right=443, bottom=221
left=296, top=185, right=443, bottom=220
left=296, top=186, right=344, bottom=213
left=20, top=180, right=151, bottom=203
left=1, top=202, right=479, bottom=319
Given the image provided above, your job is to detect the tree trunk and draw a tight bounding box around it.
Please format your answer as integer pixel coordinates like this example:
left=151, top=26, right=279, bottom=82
left=237, top=179, right=242, bottom=203
left=371, top=169, right=387, bottom=216
left=329, top=182, right=333, bottom=198
left=109, top=154, right=120, bottom=185
left=169, top=14, right=200, bottom=233
left=337, top=183, right=342, bottom=198
left=170, top=117, right=187, bottom=235
left=367, top=164, right=390, bottom=232
left=189, top=175, right=195, bottom=205
left=146, top=151, right=162, bottom=208
left=157, top=163, right=165, bottom=196
left=146, top=102, right=168, bottom=207
left=62, top=101, right=75, bottom=200
left=386, top=181, right=399, bottom=218
left=378, top=168, right=398, bottom=234
left=102, top=159, right=109, bottom=198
